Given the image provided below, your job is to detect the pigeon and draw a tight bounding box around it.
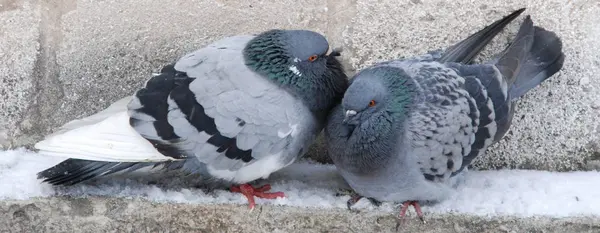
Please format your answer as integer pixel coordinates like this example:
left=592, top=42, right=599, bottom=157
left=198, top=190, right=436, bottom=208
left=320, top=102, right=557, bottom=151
left=35, top=29, right=349, bottom=209
left=333, top=7, right=527, bottom=211
left=324, top=8, right=565, bottom=229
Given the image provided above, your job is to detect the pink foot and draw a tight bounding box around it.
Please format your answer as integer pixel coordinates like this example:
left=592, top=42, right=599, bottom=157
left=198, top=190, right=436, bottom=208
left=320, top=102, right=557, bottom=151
left=230, top=184, right=285, bottom=209
left=395, top=201, right=426, bottom=231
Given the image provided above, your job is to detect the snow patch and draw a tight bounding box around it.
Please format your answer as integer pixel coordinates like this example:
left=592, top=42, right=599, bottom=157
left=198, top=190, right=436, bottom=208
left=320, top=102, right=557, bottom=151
left=1, top=148, right=599, bottom=217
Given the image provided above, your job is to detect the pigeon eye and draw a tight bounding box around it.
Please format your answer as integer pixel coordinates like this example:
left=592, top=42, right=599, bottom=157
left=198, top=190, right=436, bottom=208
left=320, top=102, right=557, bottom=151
left=369, top=100, right=376, bottom=107
left=308, top=55, right=318, bottom=62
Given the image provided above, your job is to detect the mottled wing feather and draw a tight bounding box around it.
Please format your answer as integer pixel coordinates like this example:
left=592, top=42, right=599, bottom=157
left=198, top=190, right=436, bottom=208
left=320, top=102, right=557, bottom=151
left=451, top=68, right=498, bottom=175
left=449, top=63, right=511, bottom=143
left=400, top=62, right=477, bottom=182
left=387, top=60, right=503, bottom=183
left=407, top=62, right=510, bottom=181
left=128, top=35, right=314, bottom=183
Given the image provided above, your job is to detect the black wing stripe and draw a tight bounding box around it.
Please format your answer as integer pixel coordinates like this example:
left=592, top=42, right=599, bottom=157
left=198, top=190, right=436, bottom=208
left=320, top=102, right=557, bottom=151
left=129, top=64, right=255, bottom=162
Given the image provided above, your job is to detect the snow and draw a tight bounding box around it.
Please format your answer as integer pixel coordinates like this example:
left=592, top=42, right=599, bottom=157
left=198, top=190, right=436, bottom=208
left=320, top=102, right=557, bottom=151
left=1, top=148, right=599, bottom=218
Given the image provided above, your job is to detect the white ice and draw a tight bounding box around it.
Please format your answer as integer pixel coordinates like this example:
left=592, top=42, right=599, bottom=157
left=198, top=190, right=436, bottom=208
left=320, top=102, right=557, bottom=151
left=1, top=148, right=599, bottom=218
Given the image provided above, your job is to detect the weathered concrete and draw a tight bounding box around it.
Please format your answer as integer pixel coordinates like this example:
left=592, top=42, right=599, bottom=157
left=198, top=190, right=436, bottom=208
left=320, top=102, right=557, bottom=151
left=1, top=0, right=599, bottom=171
left=2, top=196, right=600, bottom=233
left=0, top=0, right=40, bottom=148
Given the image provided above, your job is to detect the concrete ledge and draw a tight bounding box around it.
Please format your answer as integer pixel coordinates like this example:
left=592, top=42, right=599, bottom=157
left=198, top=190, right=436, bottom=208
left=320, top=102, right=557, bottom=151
left=2, top=196, right=599, bottom=233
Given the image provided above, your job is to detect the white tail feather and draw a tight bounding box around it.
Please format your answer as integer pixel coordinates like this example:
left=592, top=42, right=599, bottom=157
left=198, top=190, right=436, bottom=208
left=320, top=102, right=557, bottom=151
left=47, top=96, right=133, bottom=137
left=35, top=107, right=177, bottom=163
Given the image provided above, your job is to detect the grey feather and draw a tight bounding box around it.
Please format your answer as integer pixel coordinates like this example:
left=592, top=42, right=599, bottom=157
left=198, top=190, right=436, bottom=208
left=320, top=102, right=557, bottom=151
left=490, top=15, right=565, bottom=142
left=498, top=17, right=565, bottom=100
left=409, top=8, right=525, bottom=64
left=325, top=10, right=565, bottom=205
left=438, top=8, right=526, bottom=64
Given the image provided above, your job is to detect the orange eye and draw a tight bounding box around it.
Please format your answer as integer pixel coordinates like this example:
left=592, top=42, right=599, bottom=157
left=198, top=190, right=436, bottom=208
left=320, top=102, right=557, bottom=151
left=369, top=100, right=376, bottom=107
left=308, top=55, right=318, bottom=62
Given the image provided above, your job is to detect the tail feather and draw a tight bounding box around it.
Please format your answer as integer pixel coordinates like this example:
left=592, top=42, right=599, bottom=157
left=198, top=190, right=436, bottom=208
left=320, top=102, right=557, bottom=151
left=36, top=158, right=186, bottom=186
left=490, top=15, right=565, bottom=142
left=45, top=96, right=133, bottom=138
left=37, top=159, right=153, bottom=185
left=34, top=111, right=175, bottom=163
left=438, top=8, right=526, bottom=64
left=37, top=157, right=211, bottom=186
left=494, top=16, right=565, bottom=100
left=508, top=26, right=565, bottom=99
left=494, top=16, right=535, bottom=85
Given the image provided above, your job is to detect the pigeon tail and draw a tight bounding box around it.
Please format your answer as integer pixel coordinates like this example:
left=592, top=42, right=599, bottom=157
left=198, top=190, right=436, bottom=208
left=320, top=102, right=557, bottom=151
left=438, top=8, right=526, bottom=64
left=494, top=15, right=565, bottom=100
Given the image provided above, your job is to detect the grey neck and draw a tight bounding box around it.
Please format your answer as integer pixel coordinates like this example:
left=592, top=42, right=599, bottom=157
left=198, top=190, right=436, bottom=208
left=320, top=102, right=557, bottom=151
left=242, top=30, right=348, bottom=115
left=342, top=114, right=404, bottom=174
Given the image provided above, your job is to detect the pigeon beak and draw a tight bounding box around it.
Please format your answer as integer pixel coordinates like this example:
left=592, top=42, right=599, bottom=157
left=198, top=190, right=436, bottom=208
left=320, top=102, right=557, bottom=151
left=328, top=47, right=343, bottom=57
left=343, top=110, right=357, bottom=124
left=345, top=110, right=357, bottom=118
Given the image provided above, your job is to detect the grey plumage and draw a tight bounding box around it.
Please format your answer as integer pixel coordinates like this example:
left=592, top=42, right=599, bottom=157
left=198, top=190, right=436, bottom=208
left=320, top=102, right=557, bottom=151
left=437, top=8, right=525, bottom=64
left=36, top=29, right=348, bottom=195
left=325, top=9, right=564, bottom=224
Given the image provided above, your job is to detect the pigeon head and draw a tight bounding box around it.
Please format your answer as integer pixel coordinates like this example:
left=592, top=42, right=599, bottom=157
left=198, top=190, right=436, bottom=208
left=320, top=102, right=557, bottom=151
left=243, top=29, right=348, bottom=112
left=341, top=66, right=416, bottom=128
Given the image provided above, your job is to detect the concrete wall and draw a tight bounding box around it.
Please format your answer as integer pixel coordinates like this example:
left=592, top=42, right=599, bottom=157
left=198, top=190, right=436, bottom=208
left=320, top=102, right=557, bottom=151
left=1, top=0, right=599, bottom=172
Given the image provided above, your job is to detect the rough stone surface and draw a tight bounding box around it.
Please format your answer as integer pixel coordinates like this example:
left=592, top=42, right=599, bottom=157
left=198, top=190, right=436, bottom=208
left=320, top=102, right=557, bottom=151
left=0, top=0, right=40, bottom=149
left=1, top=196, right=599, bottom=233
left=1, top=0, right=599, bottom=170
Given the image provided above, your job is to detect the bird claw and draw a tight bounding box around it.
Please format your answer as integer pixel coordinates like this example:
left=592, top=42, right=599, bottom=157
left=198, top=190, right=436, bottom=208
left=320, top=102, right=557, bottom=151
left=394, top=201, right=426, bottom=231
left=337, top=189, right=382, bottom=211
left=346, top=194, right=363, bottom=211
left=346, top=194, right=382, bottom=212
left=230, top=183, right=285, bottom=209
